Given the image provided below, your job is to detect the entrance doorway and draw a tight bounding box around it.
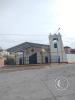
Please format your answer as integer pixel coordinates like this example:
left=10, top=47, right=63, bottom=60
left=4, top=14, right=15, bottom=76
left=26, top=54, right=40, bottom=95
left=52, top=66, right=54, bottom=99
left=29, top=53, right=37, bottom=64
left=45, top=56, right=48, bottom=63
left=19, top=58, right=23, bottom=65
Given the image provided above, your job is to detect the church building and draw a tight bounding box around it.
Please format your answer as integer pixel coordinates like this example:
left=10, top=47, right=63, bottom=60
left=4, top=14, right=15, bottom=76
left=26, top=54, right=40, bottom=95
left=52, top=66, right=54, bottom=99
left=7, top=33, right=68, bottom=64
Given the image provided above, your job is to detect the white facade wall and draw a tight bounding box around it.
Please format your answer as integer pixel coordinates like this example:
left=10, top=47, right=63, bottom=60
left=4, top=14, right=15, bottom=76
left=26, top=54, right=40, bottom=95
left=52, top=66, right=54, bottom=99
left=37, top=52, right=41, bottom=64
left=66, top=54, right=75, bottom=63
left=16, top=47, right=50, bottom=64
left=15, top=52, right=24, bottom=64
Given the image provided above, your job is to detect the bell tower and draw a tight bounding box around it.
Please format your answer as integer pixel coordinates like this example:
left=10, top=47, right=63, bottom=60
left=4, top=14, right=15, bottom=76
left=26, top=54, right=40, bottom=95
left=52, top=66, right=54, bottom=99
left=49, top=33, right=67, bottom=63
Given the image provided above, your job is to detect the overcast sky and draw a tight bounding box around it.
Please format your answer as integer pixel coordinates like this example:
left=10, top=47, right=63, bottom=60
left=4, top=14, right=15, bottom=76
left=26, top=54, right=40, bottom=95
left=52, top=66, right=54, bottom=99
left=0, top=0, right=75, bottom=49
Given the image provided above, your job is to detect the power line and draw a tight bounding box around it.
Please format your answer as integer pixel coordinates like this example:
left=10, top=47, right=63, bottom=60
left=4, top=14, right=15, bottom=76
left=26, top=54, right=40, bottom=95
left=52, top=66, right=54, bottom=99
left=0, top=34, right=48, bottom=35
left=0, top=34, right=49, bottom=37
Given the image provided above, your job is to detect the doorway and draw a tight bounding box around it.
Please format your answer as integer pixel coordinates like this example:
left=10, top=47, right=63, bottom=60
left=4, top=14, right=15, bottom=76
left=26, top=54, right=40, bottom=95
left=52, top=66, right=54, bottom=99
left=29, top=53, right=37, bottom=64
left=19, top=58, right=23, bottom=65
left=45, top=56, right=48, bottom=63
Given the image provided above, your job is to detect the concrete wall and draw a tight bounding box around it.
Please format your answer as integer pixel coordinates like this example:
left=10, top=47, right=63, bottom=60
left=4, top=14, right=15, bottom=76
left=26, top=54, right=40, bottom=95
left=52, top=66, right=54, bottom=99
left=0, top=57, right=4, bottom=67
left=66, top=54, right=75, bottom=63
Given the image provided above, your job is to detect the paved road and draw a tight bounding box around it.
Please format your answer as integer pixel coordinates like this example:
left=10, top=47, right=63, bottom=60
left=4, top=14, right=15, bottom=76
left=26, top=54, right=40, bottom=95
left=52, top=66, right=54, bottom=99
left=0, top=64, right=75, bottom=100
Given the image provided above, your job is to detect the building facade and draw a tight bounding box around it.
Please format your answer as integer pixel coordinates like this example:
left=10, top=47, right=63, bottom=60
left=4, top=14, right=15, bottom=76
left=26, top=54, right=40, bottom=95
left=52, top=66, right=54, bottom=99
left=7, top=42, right=50, bottom=64
left=7, top=33, right=75, bottom=65
left=64, top=46, right=75, bottom=63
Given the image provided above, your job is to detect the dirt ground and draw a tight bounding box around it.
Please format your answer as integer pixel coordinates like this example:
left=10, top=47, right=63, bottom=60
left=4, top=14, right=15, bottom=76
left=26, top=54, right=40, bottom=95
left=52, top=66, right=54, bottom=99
left=0, top=64, right=75, bottom=100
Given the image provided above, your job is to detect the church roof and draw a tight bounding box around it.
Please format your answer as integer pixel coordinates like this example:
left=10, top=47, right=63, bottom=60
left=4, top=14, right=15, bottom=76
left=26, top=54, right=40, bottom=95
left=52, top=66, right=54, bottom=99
left=7, top=42, right=49, bottom=52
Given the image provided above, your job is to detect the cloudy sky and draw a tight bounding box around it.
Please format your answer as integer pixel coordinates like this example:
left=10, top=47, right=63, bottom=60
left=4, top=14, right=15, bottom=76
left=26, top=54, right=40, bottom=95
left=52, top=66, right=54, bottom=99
left=0, top=0, right=75, bottom=49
